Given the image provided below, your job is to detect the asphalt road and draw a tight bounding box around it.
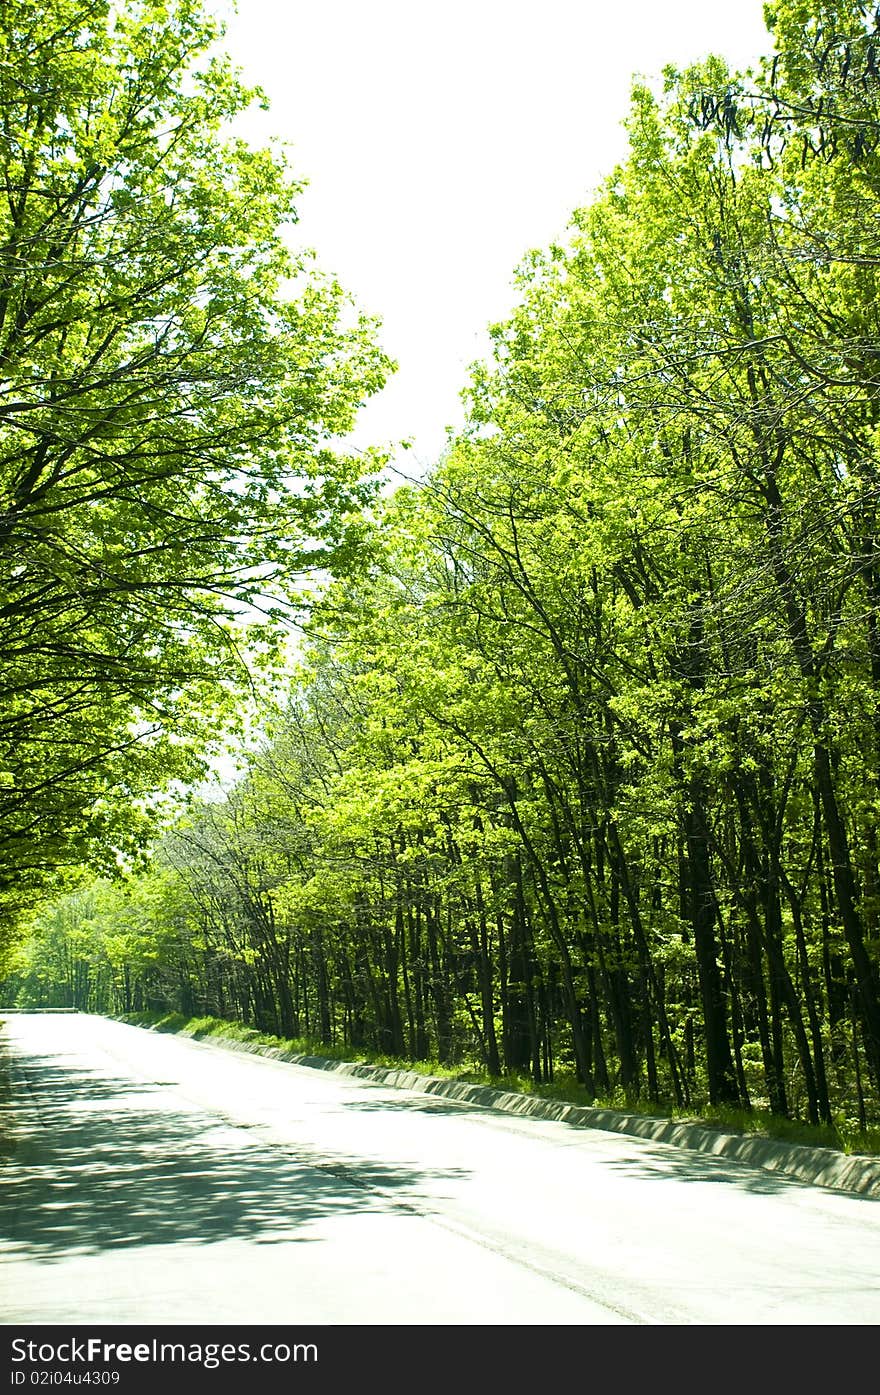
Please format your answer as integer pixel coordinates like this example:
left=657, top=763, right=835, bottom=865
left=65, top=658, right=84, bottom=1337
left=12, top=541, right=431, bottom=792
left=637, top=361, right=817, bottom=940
left=2, top=1012, right=879, bottom=1325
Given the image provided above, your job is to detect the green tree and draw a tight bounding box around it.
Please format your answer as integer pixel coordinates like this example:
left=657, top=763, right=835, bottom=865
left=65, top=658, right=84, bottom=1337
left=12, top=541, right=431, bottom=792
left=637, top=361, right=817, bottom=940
left=0, top=0, right=390, bottom=939
left=13, top=0, right=880, bottom=1139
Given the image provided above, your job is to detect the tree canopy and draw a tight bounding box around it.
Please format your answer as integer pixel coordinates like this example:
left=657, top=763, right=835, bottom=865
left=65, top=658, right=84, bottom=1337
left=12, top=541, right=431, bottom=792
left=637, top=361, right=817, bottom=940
left=0, top=0, right=390, bottom=945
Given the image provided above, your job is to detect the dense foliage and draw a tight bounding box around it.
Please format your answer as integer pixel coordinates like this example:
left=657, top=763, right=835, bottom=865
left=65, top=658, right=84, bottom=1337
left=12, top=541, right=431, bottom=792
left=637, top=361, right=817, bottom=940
left=0, top=0, right=389, bottom=954
left=7, top=1, right=880, bottom=1131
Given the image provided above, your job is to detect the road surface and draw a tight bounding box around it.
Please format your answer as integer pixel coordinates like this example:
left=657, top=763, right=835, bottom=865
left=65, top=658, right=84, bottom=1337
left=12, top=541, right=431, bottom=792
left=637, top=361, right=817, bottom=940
left=1, top=1012, right=879, bottom=1324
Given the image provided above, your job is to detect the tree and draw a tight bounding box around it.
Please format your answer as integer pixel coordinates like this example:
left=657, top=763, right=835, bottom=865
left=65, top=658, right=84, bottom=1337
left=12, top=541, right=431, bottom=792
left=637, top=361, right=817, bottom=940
left=11, top=0, right=880, bottom=1137
left=0, top=0, right=390, bottom=937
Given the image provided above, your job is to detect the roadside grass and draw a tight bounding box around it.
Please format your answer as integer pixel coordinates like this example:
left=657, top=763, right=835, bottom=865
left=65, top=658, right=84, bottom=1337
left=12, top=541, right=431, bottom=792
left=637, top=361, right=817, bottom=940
left=114, top=1010, right=880, bottom=1159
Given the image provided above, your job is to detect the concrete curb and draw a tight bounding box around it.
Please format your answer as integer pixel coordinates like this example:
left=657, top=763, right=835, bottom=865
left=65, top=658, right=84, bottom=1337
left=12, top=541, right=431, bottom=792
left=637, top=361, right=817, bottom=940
left=163, top=1029, right=880, bottom=1200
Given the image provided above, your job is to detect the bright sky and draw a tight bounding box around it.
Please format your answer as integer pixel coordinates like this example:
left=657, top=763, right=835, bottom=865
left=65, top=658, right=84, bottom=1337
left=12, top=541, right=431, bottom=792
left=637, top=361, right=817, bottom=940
left=220, top=0, right=771, bottom=474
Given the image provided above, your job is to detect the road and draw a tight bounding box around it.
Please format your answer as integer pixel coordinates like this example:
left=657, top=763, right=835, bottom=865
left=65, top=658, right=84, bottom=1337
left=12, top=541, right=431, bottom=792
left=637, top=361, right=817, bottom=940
left=1, top=1012, right=879, bottom=1325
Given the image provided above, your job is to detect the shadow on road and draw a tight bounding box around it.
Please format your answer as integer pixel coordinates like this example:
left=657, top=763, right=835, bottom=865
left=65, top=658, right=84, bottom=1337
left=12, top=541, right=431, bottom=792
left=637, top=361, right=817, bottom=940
left=337, top=1091, right=816, bottom=1197
left=0, top=1052, right=468, bottom=1259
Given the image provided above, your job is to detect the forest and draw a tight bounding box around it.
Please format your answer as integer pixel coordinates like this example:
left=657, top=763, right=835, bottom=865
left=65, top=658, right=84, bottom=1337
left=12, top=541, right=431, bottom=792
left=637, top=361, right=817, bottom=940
left=4, top=0, right=880, bottom=1145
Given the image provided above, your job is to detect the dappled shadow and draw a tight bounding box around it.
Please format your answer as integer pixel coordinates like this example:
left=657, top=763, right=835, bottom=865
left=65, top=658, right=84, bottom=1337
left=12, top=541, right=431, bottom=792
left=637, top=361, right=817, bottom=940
left=340, top=1095, right=484, bottom=1117
left=541, top=1110, right=880, bottom=1200
left=580, top=1138, right=804, bottom=1194
left=591, top=1133, right=880, bottom=1200
left=0, top=1047, right=469, bottom=1260
left=336, top=1081, right=872, bottom=1199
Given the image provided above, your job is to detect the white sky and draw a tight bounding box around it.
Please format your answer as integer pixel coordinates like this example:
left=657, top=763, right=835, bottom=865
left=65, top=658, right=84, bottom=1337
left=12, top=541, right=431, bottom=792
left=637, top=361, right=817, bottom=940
left=220, top=0, right=771, bottom=473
